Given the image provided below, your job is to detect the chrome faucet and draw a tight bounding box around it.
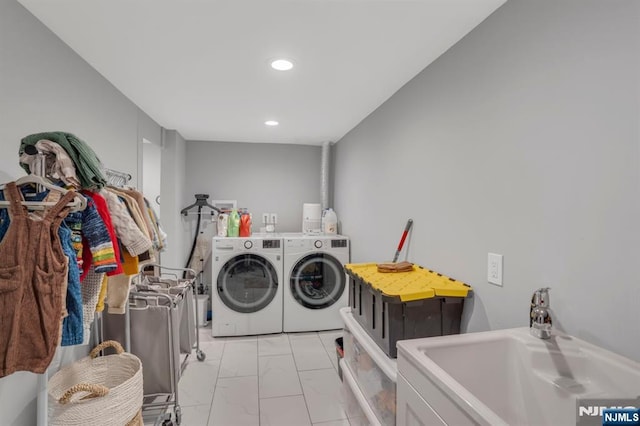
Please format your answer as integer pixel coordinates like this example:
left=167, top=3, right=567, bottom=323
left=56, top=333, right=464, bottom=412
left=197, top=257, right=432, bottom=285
left=530, top=287, right=552, bottom=339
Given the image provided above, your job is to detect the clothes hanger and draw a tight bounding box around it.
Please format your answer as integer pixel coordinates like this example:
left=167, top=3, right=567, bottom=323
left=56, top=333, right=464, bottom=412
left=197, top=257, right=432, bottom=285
left=0, top=175, right=87, bottom=212
left=181, top=194, right=221, bottom=216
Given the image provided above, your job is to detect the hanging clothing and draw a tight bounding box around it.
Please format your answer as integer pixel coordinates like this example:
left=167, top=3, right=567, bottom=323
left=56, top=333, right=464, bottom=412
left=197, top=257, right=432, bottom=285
left=144, top=197, right=167, bottom=251
left=100, top=189, right=152, bottom=256
left=81, top=267, right=105, bottom=345
left=18, top=140, right=81, bottom=189
left=79, top=192, right=120, bottom=279
left=108, top=189, right=156, bottom=264
left=0, top=188, right=83, bottom=347
left=99, top=189, right=151, bottom=315
left=110, top=187, right=157, bottom=244
left=64, top=210, right=84, bottom=270
left=0, top=182, right=75, bottom=377
left=105, top=274, right=134, bottom=314
left=189, top=234, right=211, bottom=275
left=78, top=192, right=123, bottom=334
left=120, top=249, right=140, bottom=275
left=95, top=273, right=109, bottom=313
left=66, top=194, right=118, bottom=277
left=58, top=222, right=83, bottom=346
left=20, top=132, right=106, bottom=189
left=83, top=190, right=122, bottom=276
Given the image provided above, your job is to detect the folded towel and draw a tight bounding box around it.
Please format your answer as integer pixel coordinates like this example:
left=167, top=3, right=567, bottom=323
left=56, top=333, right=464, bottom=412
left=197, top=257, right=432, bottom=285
left=376, top=261, right=414, bottom=273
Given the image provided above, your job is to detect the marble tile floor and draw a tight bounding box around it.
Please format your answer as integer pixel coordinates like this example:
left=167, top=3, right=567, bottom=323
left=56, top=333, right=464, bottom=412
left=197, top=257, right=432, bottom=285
left=143, top=325, right=367, bottom=426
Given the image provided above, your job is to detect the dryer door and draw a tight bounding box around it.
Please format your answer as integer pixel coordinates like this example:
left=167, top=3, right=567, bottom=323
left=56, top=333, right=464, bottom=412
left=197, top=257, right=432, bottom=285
left=217, top=254, right=279, bottom=313
left=290, top=253, right=345, bottom=309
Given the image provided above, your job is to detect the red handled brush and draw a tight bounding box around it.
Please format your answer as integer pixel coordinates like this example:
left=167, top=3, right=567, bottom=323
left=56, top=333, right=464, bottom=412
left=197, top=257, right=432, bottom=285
left=392, top=219, right=413, bottom=263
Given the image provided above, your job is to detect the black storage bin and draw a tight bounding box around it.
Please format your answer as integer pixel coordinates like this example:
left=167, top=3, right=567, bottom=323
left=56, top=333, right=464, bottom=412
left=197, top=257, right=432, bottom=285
left=345, top=263, right=471, bottom=358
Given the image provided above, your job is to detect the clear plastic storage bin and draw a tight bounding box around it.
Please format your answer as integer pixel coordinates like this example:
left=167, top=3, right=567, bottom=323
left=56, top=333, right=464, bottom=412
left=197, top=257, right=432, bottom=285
left=341, top=307, right=397, bottom=426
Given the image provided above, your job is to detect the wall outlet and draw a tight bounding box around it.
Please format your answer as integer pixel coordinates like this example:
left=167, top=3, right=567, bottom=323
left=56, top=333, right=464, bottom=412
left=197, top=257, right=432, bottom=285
left=270, top=213, right=278, bottom=224
left=262, top=213, right=269, bottom=225
left=488, top=253, right=503, bottom=286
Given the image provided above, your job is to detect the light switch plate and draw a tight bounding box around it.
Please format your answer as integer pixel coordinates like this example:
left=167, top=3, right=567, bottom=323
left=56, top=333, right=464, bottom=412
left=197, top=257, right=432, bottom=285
left=488, top=253, right=503, bottom=286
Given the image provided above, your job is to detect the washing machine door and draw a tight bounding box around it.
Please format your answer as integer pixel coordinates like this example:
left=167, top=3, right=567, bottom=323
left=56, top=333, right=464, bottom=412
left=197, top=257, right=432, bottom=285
left=290, top=253, right=345, bottom=309
left=217, top=254, right=279, bottom=313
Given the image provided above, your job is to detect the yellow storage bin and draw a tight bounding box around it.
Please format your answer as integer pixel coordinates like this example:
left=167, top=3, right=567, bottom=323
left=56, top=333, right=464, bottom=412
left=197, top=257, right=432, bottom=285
left=344, top=263, right=470, bottom=302
left=344, top=263, right=472, bottom=358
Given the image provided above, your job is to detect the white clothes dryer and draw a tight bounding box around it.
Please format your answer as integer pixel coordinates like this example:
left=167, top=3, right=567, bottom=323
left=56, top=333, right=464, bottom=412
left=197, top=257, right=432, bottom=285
left=211, top=236, right=283, bottom=337
left=283, top=235, right=350, bottom=332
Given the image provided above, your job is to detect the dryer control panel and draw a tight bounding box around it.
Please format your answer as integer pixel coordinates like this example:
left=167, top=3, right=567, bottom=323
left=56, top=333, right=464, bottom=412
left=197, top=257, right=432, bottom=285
left=331, top=239, right=348, bottom=248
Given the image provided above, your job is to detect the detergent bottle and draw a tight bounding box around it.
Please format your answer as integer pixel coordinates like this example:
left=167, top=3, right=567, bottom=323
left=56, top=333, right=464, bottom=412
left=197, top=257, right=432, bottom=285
left=227, top=209, right=240, bottom=237
left=322, top=208, right=338, bottom=234
left=239, top=212, right=252, bottom=237
left=217, top=213, right=229, bottom=237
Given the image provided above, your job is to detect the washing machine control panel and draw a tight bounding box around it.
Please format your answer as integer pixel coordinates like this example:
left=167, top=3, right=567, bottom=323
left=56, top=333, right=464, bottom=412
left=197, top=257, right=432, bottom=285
left=262, top=239, right=281, bottom=249
left=244, top=240, right=253, bottom=249
left=314, top=240, right=323, bottom=249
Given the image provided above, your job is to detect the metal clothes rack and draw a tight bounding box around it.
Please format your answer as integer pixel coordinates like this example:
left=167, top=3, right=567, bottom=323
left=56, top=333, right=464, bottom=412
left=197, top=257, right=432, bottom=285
left=105, top=168, right=132, bottom=187
left=109, top=265, right=205, bottom=426
left=14, top=155, right=125, bottom=426
left=37, top=165, right=129, bottom=425
left=16, top=149, right=86, bottom=426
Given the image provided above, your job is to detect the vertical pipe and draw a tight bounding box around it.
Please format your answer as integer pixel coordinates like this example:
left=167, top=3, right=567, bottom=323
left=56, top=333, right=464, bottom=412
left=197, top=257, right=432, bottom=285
left=320, top=141, right=331, bottom=210
left=37, top=372, right=47, bottom=426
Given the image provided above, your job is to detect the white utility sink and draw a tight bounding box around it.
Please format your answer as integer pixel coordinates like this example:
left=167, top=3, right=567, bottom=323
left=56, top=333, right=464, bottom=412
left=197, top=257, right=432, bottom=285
left=396, top=328, right=640, bottom=426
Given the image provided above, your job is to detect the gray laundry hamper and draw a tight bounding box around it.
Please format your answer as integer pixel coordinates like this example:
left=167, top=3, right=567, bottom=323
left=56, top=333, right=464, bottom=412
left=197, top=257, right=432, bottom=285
left=102, top=290, right=183, bottom=423
left=102, top=265, right=206, bottom=425
left=141, top=265, right=204, bottom=361
left=145, top=276, right=197, bottom=354
left=178, top=286, right=196, bottom=353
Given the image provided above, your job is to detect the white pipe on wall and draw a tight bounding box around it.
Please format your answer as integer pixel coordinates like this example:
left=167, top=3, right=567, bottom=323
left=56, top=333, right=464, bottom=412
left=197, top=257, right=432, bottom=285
left=321, top=141, right=331, bottom=210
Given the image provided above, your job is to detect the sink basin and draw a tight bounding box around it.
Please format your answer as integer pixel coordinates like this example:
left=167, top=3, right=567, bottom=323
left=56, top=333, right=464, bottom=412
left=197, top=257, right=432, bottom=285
left=396, top=328, right=640, bottom=426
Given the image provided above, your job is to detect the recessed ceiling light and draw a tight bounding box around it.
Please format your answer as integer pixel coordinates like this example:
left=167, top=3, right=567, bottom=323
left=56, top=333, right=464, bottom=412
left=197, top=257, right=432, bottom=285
left=270, top=59, right=293, bottom=71
left=265, top=120, right=279, bottom=126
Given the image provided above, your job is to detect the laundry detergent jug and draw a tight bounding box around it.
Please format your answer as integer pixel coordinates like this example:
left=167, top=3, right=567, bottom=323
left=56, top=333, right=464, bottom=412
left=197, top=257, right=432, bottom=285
left=217, top=213, right=229, bottom=237
left=322, top=208, right=338, bottom=234
left=239, top=213, right=252, bottom=237
left=227, top=210, right=240, bottom=237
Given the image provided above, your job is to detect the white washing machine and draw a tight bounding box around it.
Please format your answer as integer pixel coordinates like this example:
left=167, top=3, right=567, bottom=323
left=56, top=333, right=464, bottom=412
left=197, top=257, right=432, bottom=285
left=211, top=236, right=283, bottom=337
left=283, top=234, right=350, bottom=332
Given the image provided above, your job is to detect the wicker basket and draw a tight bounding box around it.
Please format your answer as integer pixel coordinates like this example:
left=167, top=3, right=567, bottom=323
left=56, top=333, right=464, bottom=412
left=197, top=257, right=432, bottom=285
left=48, top=340, right=143, bottom=426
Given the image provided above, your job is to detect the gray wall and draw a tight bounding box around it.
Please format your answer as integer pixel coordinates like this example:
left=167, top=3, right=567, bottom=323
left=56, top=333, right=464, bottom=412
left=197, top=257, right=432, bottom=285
left=0, top=1, right=162, bottom=424
left=334, top=0, right=640, bottom=361
left=184, top=141, right=321, bottom=291
left=138, top=109, right=164, bottom=187
left=0, top=1, right=143, bottom=185
left=185, top=141, right=322, bottom=233
left=161, top=129, right=189, bottom=270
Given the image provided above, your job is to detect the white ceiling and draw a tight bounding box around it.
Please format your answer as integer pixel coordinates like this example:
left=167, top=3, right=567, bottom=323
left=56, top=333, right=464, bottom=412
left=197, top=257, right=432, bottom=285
left=18, top=0, right=506, bottom=145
